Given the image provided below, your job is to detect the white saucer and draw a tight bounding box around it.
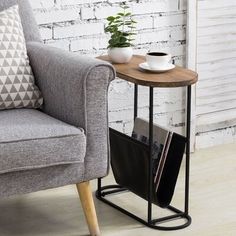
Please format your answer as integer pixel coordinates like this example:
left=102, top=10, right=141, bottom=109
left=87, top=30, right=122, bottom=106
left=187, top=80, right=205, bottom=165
left=139, top=62, right=175, bottom=72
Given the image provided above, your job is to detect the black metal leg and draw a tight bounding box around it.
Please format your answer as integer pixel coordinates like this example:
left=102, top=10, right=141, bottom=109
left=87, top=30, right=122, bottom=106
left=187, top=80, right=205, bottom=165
left=148, top=87, right=154, bottom=223
left=185, top=85, right=191, bottom=214
left=97, top=178, right=102, bottom=198
left=134, top=84, right=138, bottom=120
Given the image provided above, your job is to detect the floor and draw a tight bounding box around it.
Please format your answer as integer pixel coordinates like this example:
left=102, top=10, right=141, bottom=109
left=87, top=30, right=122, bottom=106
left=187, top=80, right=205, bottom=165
left=0, top=143, right=235, bottom=236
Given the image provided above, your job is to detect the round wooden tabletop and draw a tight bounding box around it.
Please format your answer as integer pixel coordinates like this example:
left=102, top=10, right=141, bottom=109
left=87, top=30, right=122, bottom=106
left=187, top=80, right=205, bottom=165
left=98, top=55, right=198, bottom=87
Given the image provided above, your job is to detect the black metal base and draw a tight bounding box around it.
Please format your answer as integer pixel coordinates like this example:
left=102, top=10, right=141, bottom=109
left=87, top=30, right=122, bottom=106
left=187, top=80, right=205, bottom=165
left=96, top=184, right=191, bottom=231
left=96, top=85, right=192, bottom=231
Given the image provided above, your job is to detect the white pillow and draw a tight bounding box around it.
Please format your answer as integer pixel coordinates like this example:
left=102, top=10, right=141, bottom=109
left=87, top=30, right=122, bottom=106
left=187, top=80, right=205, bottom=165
left=0, top=5, right=43, bottom=110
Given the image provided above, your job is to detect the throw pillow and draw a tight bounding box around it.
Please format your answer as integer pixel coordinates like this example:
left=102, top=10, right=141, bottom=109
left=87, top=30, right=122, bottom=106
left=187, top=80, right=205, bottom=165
left=0, top=5, right=43, bottom=110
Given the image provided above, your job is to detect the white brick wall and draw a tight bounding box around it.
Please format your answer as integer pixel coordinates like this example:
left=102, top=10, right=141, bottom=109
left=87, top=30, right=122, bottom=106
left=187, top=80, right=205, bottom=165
left=30, top=0, right=187, bottom=136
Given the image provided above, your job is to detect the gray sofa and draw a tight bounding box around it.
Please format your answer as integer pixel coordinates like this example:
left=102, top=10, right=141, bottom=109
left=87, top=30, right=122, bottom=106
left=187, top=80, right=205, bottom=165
left=0, top=0, right=115, bottom=235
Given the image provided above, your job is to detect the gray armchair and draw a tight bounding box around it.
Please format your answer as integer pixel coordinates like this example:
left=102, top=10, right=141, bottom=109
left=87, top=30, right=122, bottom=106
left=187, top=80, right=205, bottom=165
left=0, top=0, right=115, bottom=235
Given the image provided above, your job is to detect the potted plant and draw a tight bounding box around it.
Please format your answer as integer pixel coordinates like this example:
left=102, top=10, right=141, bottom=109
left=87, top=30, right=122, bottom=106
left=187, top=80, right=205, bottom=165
left=105, top=4, right=137, bottom=64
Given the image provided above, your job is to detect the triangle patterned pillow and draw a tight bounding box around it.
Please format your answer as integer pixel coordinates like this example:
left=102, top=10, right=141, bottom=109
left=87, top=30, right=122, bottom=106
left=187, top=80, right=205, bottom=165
left=0, top=5, right=43, bottom=110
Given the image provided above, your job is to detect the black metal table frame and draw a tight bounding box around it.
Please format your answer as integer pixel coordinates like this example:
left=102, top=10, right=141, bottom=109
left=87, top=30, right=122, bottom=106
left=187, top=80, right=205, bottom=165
left=96, top=84, right=192, bottom=231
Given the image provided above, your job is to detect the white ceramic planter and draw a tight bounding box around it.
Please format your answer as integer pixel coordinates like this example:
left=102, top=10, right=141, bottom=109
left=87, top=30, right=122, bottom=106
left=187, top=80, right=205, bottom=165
left=108, top=47, right=133, bottom=64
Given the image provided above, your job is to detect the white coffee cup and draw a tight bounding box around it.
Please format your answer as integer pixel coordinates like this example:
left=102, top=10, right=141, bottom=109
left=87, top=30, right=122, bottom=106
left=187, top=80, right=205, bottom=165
left=146, top=52, right=171, bottom=69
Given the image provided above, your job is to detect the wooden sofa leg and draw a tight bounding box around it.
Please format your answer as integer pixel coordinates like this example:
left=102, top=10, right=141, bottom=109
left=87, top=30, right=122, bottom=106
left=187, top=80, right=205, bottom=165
left=76, top=181, right=101, bottom=236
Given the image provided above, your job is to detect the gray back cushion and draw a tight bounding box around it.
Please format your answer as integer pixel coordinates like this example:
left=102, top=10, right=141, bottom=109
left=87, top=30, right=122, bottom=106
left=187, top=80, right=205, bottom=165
left=0, top=0, right=41, bottom=42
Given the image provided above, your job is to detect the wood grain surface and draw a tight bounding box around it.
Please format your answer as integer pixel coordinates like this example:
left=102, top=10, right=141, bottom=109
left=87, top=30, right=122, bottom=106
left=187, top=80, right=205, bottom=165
left=98, top=55, right=198, bottom=87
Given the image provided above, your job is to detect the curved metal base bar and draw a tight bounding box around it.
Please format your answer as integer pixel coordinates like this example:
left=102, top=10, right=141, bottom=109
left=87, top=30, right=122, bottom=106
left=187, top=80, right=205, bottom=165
left=96, top=185, right=191, bottom=231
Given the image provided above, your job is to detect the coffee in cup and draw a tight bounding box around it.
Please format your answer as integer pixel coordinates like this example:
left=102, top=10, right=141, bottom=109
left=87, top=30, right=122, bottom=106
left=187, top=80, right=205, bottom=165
left=146, top=52, right=171, bottom=69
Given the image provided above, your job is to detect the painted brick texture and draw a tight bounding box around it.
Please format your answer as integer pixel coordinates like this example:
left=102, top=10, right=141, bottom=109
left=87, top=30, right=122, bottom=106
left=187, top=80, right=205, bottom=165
left=30, top=0, right=187, bottom=135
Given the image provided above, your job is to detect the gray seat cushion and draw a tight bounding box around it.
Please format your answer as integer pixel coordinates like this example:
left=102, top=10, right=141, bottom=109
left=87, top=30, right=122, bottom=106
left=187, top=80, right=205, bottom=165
left=0, top=109, right=86, bottom=174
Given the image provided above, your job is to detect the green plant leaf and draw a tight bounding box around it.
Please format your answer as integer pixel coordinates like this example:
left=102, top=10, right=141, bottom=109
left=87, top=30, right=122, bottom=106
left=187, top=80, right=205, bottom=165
left=107, top=16, right=115, bottom=21
left=106, top=4, right=136, bottom=48
left=122, top=32, right=129, bottom=36
left=128, top=32, right=137, bottom=35
left=120, top=37, right=127, bottom=42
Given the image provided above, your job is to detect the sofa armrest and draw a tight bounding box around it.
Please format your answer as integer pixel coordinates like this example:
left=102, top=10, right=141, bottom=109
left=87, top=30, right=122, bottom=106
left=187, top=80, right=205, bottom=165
left=27, top=42, right=115, bottom=180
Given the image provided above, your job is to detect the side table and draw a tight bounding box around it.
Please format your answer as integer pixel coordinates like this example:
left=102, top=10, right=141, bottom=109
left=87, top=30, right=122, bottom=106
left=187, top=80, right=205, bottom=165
left=96, top=55, right=198, bottom=230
